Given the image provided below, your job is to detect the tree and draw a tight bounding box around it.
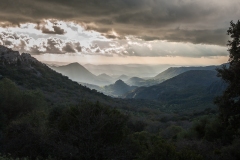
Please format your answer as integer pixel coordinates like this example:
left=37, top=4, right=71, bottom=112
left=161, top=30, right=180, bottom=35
left=47, top=102, right=129, bottom=159
left=215, top=20, right=240, bottom=131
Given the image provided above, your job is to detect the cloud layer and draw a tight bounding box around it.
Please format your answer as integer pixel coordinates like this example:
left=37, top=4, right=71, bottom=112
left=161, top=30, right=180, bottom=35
left=0, top=31, right=81, bottom=54
left=0, top=29, right=228, bottom=58
left=0, top=0, right=239, bottom=45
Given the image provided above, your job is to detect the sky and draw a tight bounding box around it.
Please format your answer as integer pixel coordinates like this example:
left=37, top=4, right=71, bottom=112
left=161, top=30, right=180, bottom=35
left=0, top=0, right=239, bottom=65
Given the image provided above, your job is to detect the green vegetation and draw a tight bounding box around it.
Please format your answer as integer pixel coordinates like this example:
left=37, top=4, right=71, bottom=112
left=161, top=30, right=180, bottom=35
left=0, top=20, right=240, bottom=159
left=125, top=70, right=226, bottom=111
left=0, top=78, right=205, bottom=160
left=0, top=76, right=239, bottom=159
left=215, top=20, right=240, bottom=132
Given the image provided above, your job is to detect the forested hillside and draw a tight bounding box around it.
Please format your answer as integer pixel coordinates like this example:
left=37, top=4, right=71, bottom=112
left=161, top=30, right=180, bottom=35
left=0, top=45, right=240, bottom=160
left=153, top=66, right=217, bottom=81
left=0, top=46, right=116, bottom=105
left=126, top=70, right=227, bottom=110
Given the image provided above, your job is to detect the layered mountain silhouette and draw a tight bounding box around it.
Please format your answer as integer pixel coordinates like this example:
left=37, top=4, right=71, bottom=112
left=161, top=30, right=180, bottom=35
left=50, top=63, right=112, bottom=86
left=80, top=79, right=137, bottom=97
left=97, top=73, right=114, bottom=82
left=153, top=66, right=217, bottom=82
left=125, top=70, right=227, bottom=110
left=0, top=45, right=112, bottom=105
left=126, top=77, right=159, bottom=87
left=126, top=77, right=145, bottom=86
left=84, top=64, right=170, bottom=77
left=103, top=79, right=137, bottom=97
left=0, top=45, right=227, bottom=111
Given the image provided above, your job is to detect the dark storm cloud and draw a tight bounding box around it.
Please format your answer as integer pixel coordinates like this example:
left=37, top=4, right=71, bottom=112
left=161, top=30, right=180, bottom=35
left=0, top=0, right=239, bottom=45
left=124, top=40, right=228, bottom=58
left=62, top=42, right=82, bottom=53
left=41, top=26, right=65, bottom=35
left=0, top=31, right=228, bottom=58
left=34, top=20, right=66, bottom=35
left=160, top=29, right=229, bottom=46
left=34, top=38, right=83, bottom=54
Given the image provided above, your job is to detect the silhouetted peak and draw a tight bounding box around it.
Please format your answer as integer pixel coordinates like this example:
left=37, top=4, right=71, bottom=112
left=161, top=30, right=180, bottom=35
left=114, top=79, right=126, bottom=85
left=67, top=62, right=81, bottom=67
left=0, top=45, right=20, bottom=56
left=0, top=45, right=39, bottom=65
left=63, top=62, right=87, bottom=70
left=0, top=45, right=14, bottom=53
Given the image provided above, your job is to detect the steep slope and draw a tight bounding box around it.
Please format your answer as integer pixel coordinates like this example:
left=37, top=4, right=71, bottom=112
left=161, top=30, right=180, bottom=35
left=50, top=63, right=110, bottom=86
left=154, top=66, right=217, bottom=81
left=0, top=46, right=168, bottom=110
left=0, top=45, right=112, bottom=105
left=0, top=45, right=167, bottom=113
left=125, top=70, right=227, bottom=110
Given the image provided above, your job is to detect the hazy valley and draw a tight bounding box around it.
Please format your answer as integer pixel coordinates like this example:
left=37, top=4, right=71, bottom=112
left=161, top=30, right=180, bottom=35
left=48, top=60, right=224, bottom=105
left=1, top=0, right=240, bottom=159
left=0, top=19, right=239, bottom=160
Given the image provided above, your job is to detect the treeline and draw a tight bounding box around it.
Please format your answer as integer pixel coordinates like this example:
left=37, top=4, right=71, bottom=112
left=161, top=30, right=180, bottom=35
left=0, top=78, right=240, bottom=160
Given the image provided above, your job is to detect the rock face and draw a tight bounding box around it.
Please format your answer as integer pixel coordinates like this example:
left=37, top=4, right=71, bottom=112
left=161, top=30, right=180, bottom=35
left=0, top=45, right=46, bottom=78
left=0, top=45, right=39, bottom=66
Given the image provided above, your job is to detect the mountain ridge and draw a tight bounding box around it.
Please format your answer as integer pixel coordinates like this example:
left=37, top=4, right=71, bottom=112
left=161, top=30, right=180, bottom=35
left=0, top=45, right=112, bottom=105
left=103, top=79, right=137, bottom=97
left=125, top=70, right=227, bottom=110
left=50, top=62, right=112, bottom=86
left=153, top=65, right=217, bottom=81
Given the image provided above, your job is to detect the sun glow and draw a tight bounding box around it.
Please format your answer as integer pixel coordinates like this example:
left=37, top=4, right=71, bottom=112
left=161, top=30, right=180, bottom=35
left=0, top=19, right=229, bottom=66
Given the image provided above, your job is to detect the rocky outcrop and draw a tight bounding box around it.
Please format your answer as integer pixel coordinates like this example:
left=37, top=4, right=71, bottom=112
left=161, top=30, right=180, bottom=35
left=0, top=45, right=44, bottom=77
left=0, top=45, right=40, bottom=66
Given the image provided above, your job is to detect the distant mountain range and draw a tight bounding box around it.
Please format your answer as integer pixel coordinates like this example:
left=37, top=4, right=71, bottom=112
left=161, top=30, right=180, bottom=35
left=50, top=63, right=150, bottom=86
left=49, top=62, right=221, bottom=89
left=84, top=64, right=173, bottom=77
left=126, top=77, right=160, bottom=87
left=0, top=45, right=112, bottom=105
left=103, top=80, right=137, bottom=97
left=126, top=77, right=145, bottom=86
left=153, top=66, right=217, bottom=81
left=50, top=63, right=113, bottom=86
left=80, top=79, right=137, bottom=97
left=0, top=45, right=228, bottom=112
left=49, top=61, right=226, bottom=108
left=97, top=73, right=114, bottom=83
left=125, top=70, right=227, bottom=110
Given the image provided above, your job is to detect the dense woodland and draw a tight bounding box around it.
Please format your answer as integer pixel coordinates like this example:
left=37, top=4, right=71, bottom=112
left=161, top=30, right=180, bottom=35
left=0, top=21, right=240, bottom=159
